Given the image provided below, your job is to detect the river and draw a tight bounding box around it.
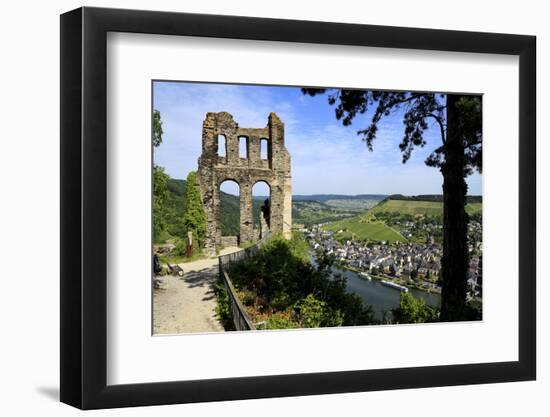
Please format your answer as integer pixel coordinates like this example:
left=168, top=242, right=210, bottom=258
left=311, top=256, right=441, bottom=320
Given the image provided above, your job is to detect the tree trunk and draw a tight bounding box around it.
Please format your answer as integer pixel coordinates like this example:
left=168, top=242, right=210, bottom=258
left=440, top=95, right=469, bottom=321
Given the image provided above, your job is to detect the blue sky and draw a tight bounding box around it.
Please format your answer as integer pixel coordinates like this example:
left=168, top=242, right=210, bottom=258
left=153, top=81, right=482, bottom=196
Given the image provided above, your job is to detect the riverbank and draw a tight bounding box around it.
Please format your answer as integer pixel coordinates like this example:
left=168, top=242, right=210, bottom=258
left=310, top=254, right=441, bottom=320
left=336, top=262, right=442, bottom=295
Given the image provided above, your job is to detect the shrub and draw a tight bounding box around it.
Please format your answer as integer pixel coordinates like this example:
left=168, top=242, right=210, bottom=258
left=265, top=311, right=300, bottom=330
left=228, top=234, right=377, bottom=329
left=213, top=282, right=235, bottom=331
left=392, top=292, right=438, bottom=324
left=295, top=294, right=326, bottom=328
left=173, top=239, right=187, bottom=257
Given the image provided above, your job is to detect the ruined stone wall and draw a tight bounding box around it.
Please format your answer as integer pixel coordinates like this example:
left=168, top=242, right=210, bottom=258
left=197, top=112, right=292, bottom=256
left=220, top=236, right=239, bottom=248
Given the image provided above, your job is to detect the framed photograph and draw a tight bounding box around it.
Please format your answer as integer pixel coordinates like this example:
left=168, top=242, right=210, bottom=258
left=60, top=6, right=536, bottom=409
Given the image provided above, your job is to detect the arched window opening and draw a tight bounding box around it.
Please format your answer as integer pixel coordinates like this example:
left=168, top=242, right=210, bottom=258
left=219, top=180, right=240, bottom=240
left=217, top=134, right=226, bottom=157
left=252, top=181, right=271, bottom=239
left=239, top=136, right=248, bottom=159
left=260, top=138, right=269, bottom=160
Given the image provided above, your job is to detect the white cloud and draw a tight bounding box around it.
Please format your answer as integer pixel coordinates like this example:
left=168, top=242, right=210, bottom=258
left=153, top=82, right=481, bottom=195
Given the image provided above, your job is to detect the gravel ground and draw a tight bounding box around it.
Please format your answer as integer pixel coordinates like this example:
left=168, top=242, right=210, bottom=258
left=153, top=247, right=240, bottom=335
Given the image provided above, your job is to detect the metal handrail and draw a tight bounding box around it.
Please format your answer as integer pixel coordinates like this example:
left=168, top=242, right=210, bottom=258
left=219, top=270, right=256, bottom=331
left=218, top=234, right=272, bottom=331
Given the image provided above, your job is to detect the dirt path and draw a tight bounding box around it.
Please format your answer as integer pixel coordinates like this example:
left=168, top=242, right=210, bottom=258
left=153, top=247, right=240, bottom=335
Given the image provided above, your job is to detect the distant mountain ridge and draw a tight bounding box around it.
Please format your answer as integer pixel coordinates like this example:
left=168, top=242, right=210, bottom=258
left=385, top=194, right=482, bottom=204
left=292, top=194, right=387, bottom=202
left=163, top=179, right=482, bottom=240
left=167, top=181, right=481, bottom=204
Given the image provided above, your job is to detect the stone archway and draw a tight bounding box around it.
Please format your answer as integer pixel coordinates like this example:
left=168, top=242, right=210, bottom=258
left=253, top=180, right=271, bottom=240
left=197, top=112, right=292, bottom=256
left=218, top=179, right=241, bottom=247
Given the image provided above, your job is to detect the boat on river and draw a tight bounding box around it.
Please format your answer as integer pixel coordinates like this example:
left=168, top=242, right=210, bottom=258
left=380, top=280, right=409, bottom=292
left=360, top=272, right=372, bottom=280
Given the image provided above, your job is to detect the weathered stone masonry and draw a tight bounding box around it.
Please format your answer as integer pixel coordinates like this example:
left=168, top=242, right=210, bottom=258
left=198, top=112, right=292, bottom=256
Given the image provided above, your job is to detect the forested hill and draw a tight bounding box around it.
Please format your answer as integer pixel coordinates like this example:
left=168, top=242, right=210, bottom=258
left=163, top=180, right=387, bottom=239
left=161, top=179, right=262, bottom=240
left=293, top=194, right=387, bottom=202
left=160, top=179, right=482, bottom=243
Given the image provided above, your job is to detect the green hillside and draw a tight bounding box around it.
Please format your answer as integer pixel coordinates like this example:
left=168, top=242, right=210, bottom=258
left=321, top=197, right=483, bottom=244
left=160, top=184, right=482, bottom=244
left=323, top=217, right=407, bottom=244
left=370, top=199, right=482, bottom=217
left=465, top=203, right=483, bottom=215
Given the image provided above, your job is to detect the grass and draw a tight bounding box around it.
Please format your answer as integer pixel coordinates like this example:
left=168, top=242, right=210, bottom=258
left=465, top=203, right=483, bottom=215
left=323, top=217, right=407, bottom=243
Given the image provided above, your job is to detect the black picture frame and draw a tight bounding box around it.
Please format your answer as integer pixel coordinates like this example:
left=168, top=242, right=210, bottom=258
left=60, top=6, right=536, bottom=410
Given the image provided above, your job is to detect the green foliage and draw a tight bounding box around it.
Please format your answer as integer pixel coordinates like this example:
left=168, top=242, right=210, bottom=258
left=295, top=294, right=326, bottom=328
left=163, top=179, right=188, bottom=238
left=301, top=90, right=483, bottom=322
left=154, top=228, right=172, bottom=244
left=229, top=234, right=376, bottom=329
left=264, top=311, right=300, bottom=330
left=173, top=239, right=187, bottom=257
left=153, top=173, right=251, bottom=243
left=392, top=292, right=438, bottom=324
left=152, top=110, right=163, bottom=147
left=285, top=233, right=311, bottom=262
left=295, top=294, right=346, bottom=328
left=153, top=176, right=190, bottom=243
left=183, top=171, right=207, bottom=246
left=153, top=165, right=170, bottom=241
left=213, top=282, right=235, bottom=330
left=464, top=299, right=482, bottom=321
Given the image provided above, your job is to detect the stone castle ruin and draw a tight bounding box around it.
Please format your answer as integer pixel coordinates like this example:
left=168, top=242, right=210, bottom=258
left=197, top=112, right=292, bottom=256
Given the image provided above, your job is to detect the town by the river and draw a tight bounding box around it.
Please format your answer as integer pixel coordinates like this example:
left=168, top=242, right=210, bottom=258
left=310, top=255, right=441, bottom=320
left=304, top=215, right=482, bottom=320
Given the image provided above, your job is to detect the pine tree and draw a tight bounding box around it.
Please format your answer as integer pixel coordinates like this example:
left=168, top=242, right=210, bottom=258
left=302, top=89, right=482, bottom=321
